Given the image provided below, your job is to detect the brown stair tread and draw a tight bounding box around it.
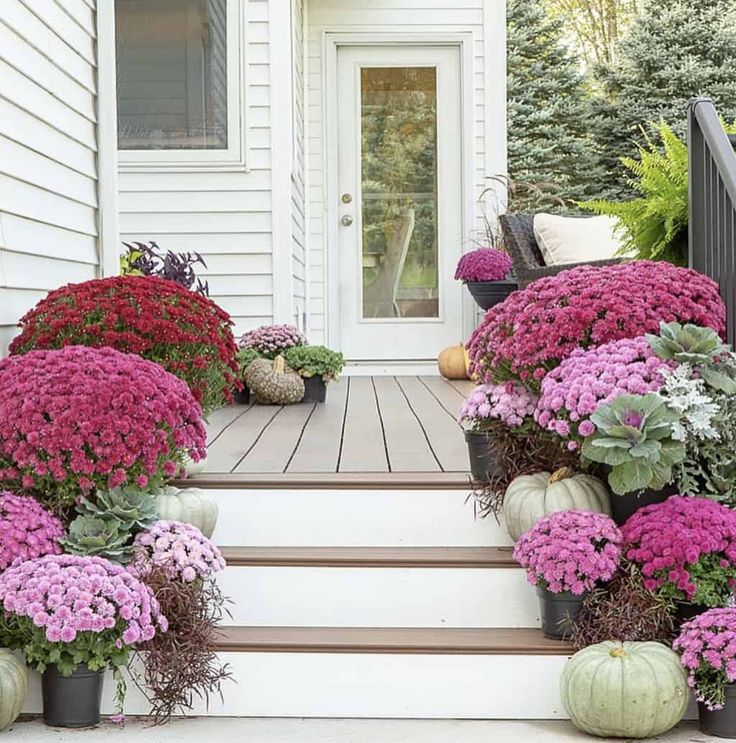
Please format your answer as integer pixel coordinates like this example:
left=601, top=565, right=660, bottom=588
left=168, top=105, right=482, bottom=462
left=173, top=471, right=470, bottom=490
left=220, top=546, right=516, bottom=568
left=215, top=627, right=572, bottom=655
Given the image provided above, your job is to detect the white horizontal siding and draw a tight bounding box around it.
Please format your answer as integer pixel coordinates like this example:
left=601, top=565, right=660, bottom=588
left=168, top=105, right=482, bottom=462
left=0, top=0, right=102, bottom=354
left=118, top=0, right=274, bottom=339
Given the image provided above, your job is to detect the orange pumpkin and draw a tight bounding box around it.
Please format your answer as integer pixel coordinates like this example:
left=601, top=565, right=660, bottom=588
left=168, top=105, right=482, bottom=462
left=438, top=344, right=469, bottom=379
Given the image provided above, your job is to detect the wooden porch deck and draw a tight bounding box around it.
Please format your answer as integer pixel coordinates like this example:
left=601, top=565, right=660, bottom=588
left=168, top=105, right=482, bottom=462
left=202, top=376, right=474, bottom=476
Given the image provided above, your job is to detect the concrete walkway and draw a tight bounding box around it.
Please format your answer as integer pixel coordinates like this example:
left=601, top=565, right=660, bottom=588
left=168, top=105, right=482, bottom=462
left=4, top=718, right=721, bottom=742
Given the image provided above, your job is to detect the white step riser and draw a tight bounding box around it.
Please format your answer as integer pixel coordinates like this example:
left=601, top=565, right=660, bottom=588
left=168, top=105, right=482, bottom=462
left=209, top=489, right=509, bottom=547
left=217, top=566, right=539, bottom=628
left=22, top=653, right=573, bottom=719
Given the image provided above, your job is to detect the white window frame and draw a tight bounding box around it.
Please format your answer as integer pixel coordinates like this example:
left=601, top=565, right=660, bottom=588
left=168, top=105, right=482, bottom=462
left=117, top=0, right=249, bottom=173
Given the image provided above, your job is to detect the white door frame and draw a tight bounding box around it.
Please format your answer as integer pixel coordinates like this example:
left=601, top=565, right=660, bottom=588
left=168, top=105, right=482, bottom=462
left=322, top=31, right=476, bottom=355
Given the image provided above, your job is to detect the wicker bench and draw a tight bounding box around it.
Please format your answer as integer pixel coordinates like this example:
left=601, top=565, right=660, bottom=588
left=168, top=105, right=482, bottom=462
left=500, top=213, right=623, bottom=289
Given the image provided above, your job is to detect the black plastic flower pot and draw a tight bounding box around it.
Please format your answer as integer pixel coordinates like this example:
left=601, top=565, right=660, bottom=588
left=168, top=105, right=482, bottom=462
left=536, top=586, right=587, bottom=640
left=699, top=684, right=736, bottom=738
left=233, top=385, right=251, bottom=405
left=464, top=430, right=499, bottom=482
left=42, top=664, right=104, bottom=728
left=465, top=280, right=518, bottom=311
left=302, top=376, right=327, bottom=403
left=610, top=484, right=677, bottom=526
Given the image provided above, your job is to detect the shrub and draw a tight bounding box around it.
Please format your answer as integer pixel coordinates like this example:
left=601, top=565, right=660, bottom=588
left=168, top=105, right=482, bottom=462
left=9, top=276, right=239, bottom=414
left=120, top=241, right=210, bottom=296
left=454, top=248, right=512, bottom=282
left=240, top=324, right=306, bottom=359
left=466, top=261, right=725, bottom=388
left=282, top=345, right=345, bottom=382
left=622, top=496, right=736, bottom=607
left=0, top=493, right=64, bottom=571
left=0, top=346, right=206, bottom=511
left=513, top=509, right=622, bottom=594
left=459, top=382, right=538, bottom=430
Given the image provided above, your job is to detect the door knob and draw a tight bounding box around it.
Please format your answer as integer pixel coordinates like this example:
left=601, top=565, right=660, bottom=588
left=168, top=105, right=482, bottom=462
left=341, top=215, right=354, bottom=226
left=341, top=193, right=353, bottom=204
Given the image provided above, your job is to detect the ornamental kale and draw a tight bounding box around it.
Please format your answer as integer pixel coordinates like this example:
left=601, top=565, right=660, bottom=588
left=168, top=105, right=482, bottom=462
left=466, top=261, right=725, bottom=388
left=454, top=248, right=512, bottom=282
left=0, top=493, right=64, bottom=571
left=240, top=324, right=306, bottom=359
left=458, top=382, right=538, bottom=430
left=282, top=345, right=345, bottom=382
left=62, top=516, right=132, bottom=563
left=581, top=393, right=685, bottom=495
left=513, top=510, right=622, bottom=595
left=674, top=608, right=736, bottom=710
left=622, top=496, right=736, bottom=607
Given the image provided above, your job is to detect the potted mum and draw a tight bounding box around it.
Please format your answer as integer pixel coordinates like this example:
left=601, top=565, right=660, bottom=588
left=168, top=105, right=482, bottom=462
left=675, top=608, right=736, bottom=737
left=0, top=492, right=64, bottom=569
left=622, top=496, right=736, bottom=624
left=0, top=554, right=167, bottom=727
left=459, top=382, right=537, bottom=481
left=454, top=248, right=515, bottom=310
left=240, top=323, right=306, bottom=359
left=513, top=510, right=622, bottom=639
left=283, top=345, right=345, bottom=403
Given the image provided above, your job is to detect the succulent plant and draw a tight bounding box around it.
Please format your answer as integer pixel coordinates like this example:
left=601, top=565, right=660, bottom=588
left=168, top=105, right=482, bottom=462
left=79, top=486, right=158, bottom=531
left=61, top=516, right=133, bottom=563
left=581, top=393, right=686, bottom=495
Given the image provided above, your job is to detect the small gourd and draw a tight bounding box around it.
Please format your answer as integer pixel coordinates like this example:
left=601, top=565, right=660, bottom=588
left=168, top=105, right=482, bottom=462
left=438, top=344, right=468, bottom=380
left=0, top=649, right=27, bottom=732
left=503, top=467, right=611, bottom=541
left=245, top=356, right=305, bottom=405
left=561, top=641, right=688, bottom=738
left=182, top=453, right=207, bottom=477
left=154, top=486, right=219, bottom=539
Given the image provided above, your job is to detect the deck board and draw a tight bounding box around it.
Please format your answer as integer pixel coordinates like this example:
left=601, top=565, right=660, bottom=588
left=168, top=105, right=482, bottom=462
left=286, top=377, right=348, bottom=473
left=447, top=379, right=476, bottom=396
left=339, top=377, right=389, bottom=473
left=202, top=376, right=469, bottom=476
left=373, top=376, right=440, bottom=472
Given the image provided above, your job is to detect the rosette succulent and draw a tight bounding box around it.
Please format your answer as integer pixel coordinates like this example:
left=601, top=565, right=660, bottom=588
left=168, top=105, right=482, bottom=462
left=79, top=487, right=158, bottom=531
left=62, top=516, right=132, bottom=563
left=581, top=393, right=685, bottom=495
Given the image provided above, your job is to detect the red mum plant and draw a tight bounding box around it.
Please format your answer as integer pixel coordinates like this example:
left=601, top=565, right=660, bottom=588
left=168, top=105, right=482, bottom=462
left=466, top=261, right=725, bottom=389
left=9, top=276, right=239, bottom=414
left=0, top=346, right=206, bottom=512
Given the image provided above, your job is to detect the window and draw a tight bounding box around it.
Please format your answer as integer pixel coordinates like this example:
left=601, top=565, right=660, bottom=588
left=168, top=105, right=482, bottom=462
left=115, top=0, right=246, bottom=169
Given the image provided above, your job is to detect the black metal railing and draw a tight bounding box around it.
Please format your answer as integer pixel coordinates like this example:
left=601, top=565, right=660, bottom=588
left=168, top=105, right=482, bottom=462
left=688, top=97, right=736, bottom=344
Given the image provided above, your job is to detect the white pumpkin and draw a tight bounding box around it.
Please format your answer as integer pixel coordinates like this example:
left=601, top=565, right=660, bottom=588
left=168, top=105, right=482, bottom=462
left=561, top=641, right=689, bottom=738
left=155, top=486, right=218, bottom=539
left=503, top=467, right=611, bottom=541
left=0, top=649, right=27, bottom=732
left=183, top=453, right=207, bottom=477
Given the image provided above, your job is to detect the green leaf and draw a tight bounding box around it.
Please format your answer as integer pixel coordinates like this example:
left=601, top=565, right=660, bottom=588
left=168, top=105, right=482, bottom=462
left=701, top=366, right=736, bottom=395
left=629, top=440, right=662, bottom=461
left=581, top=438, right=631, bottom=465
left=609, top=460, right=653, bottom=495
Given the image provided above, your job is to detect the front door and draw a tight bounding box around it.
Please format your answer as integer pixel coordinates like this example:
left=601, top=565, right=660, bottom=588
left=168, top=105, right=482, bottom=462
left=336, top=45, right=464, bottom=361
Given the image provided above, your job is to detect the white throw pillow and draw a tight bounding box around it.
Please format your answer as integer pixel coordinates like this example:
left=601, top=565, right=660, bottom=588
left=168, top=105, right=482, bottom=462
left=533, top=213, right=627, bottom=266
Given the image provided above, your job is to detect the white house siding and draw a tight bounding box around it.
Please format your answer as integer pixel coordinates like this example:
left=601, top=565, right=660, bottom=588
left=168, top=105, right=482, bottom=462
left=305, top=0, right=506, bottom=345
left=0, top=0, right=104, bottom=354
left=117, top=0, right=275, bottom=339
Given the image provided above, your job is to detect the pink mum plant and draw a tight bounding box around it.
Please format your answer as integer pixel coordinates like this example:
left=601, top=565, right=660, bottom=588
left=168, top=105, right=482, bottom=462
left=0, top=492, right=64, bottom=570
left=459, top=382, right=538, bottom=430
left=467, top=261, right=725, bottom=388
left=0, top=346, right=207, bottom=510
left=622, top=496, right=736, bottom=606
left=513, top=510, right=623, bottom=595
left=674, top=607, right=736, bottom=710
left=454, top=248, right=512, bottom=282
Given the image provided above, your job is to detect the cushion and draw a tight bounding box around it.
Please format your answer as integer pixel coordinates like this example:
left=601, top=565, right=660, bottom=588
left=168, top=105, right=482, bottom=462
left=533, top=214, right=627, bottom=266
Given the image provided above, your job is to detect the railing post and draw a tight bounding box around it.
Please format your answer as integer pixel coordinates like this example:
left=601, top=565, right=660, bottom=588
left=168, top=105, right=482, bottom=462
left=688, top=97, right=709, bottom=272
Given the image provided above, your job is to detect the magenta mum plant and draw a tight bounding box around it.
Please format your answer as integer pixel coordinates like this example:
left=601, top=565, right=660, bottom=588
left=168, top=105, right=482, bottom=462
left=674, top=608, right=736, bottom=710
left=513, top=510, right=622, bottom=595
left=0, top=492, right=64, bottom=570
left=466, top=261, right=725, bottom=388
left=454, top=248, right=512, bottom=282
left=240, top=324, right=306, bottom=359
left=0, top=346, right=207, bottom=510
left=622, top=496, right=736, bottom=606
left=131, top=521, right=226, bottom=583
left=535, top=336, right=671, bottom=441
left=459, top=382, right=538, bottom=430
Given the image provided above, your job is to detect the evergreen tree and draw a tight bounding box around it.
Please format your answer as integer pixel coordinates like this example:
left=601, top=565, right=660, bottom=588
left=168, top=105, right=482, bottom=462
left=507, top=0, right=604, bottom=211
left=591, top=0, right=736, bottom=197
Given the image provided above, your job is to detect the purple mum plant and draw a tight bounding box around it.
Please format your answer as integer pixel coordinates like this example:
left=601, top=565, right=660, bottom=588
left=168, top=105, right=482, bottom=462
left=0, top=492, right=64, bottom=570
left=454, top=248, right=512, bottom=282
left=240, top=324, right=306, bottom=359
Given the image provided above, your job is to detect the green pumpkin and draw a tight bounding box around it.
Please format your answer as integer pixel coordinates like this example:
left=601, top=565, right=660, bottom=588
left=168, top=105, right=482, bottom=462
left=561, top=641, right=689, bottom=738
left=503, top=467, right=611, bottom=541
left=154, top=486, right=219, bottom=539
left=0, top=650, right=27, bottom=732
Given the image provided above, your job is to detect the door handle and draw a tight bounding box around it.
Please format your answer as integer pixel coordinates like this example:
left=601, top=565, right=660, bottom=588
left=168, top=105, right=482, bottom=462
left=341, top=215, right=354, bottom=226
